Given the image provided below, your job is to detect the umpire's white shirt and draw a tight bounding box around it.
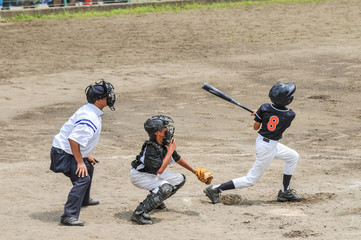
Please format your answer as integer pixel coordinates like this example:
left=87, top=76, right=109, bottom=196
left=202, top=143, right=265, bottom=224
left=52, top=103, right=103, bottom=157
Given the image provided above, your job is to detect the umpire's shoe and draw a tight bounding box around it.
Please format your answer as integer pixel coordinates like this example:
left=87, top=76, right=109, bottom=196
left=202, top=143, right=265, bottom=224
left=277, top=189, right=301, bottom=202
left=131, top=211, right=152, bottom=225
left=82, top=198, right=100, bottom=207
left=204, top=185, right=222, bottom=204
left=60, top=217, right=84, bottom=226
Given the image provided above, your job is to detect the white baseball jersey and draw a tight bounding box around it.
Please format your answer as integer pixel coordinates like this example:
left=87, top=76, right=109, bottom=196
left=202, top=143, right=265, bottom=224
left=52, top=103, right=103, bottom=157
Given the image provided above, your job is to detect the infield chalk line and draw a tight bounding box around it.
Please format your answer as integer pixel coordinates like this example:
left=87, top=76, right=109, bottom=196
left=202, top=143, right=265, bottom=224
left=102, top=153, right=361, bottom=160
left=307, top=154, right=361, bottom=160
left=102, top=153, right=253, bottom=160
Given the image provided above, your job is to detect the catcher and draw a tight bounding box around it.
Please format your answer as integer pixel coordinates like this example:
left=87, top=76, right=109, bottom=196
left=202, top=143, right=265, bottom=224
left=130, top=115, right=212, bottom=225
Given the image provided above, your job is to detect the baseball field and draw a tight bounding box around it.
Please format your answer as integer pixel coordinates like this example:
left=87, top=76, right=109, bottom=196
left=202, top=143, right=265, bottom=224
left=1, top=0, right=360, bottom=239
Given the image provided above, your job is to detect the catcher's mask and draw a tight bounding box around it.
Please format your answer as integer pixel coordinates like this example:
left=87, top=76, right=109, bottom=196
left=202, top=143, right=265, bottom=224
left=144, top=115, right=175, bottom=145
left=269, top=82, right=296, bottom=107
left=85, top=80, right=116, bottom=111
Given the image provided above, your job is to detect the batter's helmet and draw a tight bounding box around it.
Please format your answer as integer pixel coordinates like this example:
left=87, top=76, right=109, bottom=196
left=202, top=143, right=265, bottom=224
left=269, top=82, right=296, bottom=107
left=144, top=115, right=175, bottom=145
left=85, top=80, right=116, bottom=111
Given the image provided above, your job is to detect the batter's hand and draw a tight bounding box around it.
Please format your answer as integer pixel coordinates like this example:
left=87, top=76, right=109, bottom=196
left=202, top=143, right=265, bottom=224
left=251, top=110, right=257, bottom=116
left=76, top=162, right=88, bottom=177
left=87, top=156, right=99, bottom=165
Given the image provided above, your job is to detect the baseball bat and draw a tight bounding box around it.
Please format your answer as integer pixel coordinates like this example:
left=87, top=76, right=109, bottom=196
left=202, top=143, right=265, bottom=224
left=202, top=83, right=254, bottom=113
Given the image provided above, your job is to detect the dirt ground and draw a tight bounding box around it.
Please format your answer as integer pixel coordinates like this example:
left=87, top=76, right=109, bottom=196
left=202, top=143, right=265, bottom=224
left=1, top=0, right=361, bottom=239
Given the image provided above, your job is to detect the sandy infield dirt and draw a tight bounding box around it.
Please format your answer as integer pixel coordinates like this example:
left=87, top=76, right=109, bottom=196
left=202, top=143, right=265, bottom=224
left=1, top=0, right=361, bottom=239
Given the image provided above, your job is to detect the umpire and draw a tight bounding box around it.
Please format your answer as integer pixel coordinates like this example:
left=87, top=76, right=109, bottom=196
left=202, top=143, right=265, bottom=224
left=50, top=80, right=116, bottom=226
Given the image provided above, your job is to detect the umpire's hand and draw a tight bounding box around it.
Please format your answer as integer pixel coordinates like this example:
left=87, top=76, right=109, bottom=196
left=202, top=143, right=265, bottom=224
left=76, top=161, right=88, bottom=178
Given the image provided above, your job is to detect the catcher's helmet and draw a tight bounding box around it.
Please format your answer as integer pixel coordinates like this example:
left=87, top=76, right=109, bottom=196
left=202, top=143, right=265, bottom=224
left=269, top=82, right=296, bottom=107
left=85, top=80, right=116, bottom=111
left=144, top=115, right=175, bottom=145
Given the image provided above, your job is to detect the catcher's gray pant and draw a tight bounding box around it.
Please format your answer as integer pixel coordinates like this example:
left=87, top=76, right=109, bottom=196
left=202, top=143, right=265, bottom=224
left=130, top=169, right=184, bottom=194
left=233, top=134, right=299, bottom=189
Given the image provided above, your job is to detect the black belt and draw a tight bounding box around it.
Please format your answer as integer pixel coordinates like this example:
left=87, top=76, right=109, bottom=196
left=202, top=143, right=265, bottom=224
left=263, top=137, right=270, bottom=143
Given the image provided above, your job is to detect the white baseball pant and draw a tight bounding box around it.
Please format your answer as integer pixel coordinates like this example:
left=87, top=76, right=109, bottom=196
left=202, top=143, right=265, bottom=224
left=233, top=134, right=299, bottom=189
left=130, top=169, right=184, bottom=194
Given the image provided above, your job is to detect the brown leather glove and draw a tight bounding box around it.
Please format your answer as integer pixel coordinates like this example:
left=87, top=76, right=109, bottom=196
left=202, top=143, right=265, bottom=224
left=196, top=168, right=213, bottom=185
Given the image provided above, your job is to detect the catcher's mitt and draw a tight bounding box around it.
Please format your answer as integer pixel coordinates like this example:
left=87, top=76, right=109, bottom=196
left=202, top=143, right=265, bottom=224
left=196, top=168, right=213, bottom=185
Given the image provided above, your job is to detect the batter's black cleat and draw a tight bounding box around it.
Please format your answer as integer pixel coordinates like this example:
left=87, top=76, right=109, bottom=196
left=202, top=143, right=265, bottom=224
left=131, top=211, right=152, bottom=225
left=204, top=185, right=222, bottom=204
left=60, top=217, right=84, bottom=226
left=277, top=189, right=301, bottom=202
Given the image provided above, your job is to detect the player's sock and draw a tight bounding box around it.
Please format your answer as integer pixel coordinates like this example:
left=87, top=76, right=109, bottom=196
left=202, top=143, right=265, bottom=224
left=214, top=180, right=235, bottom=191
left=282, top=174, right=292, bottom=192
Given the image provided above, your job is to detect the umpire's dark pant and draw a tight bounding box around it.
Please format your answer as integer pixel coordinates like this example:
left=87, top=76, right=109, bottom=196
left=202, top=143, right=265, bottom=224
left=61, top=158, right=94, bottom=219
left=50, top=147, right=94, bottom=219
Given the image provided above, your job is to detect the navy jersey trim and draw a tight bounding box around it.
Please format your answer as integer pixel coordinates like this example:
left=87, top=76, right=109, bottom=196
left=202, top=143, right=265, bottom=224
left=75, top=119, right=97, bottom=133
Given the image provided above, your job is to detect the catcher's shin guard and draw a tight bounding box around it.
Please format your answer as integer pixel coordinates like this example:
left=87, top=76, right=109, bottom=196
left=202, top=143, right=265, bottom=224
left=169, top=174, right=186, bottom=198
left=149, top=175, right=185, bottom=212
left=143, top=183, right=173, bottom=212
left=132, top=206, right=152, bottom=225
left=132, top=183, right=173, bottom=224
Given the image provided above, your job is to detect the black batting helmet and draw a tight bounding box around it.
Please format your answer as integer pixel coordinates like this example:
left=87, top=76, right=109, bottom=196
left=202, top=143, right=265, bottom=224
left=269, top=82, right=296, bottom=107
left=85, top=80, right=116, bottom=111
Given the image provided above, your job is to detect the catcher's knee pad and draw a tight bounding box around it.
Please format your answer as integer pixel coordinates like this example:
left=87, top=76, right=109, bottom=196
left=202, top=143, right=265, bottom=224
left=170, top=174, right=186, bottom=197
left=175, top=174, right=186, bottom=190
left=140, top=183, right=173, bottom=213
left=158, top=183, right=173, bottom=199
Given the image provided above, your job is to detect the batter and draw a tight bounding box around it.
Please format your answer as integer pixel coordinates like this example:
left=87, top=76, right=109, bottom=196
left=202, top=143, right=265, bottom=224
left=204, top=82, right=301, bottom=203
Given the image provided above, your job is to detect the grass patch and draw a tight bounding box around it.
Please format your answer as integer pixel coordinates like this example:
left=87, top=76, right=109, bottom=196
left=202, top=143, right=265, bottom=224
left=5, top=0, right=327, bottom=21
